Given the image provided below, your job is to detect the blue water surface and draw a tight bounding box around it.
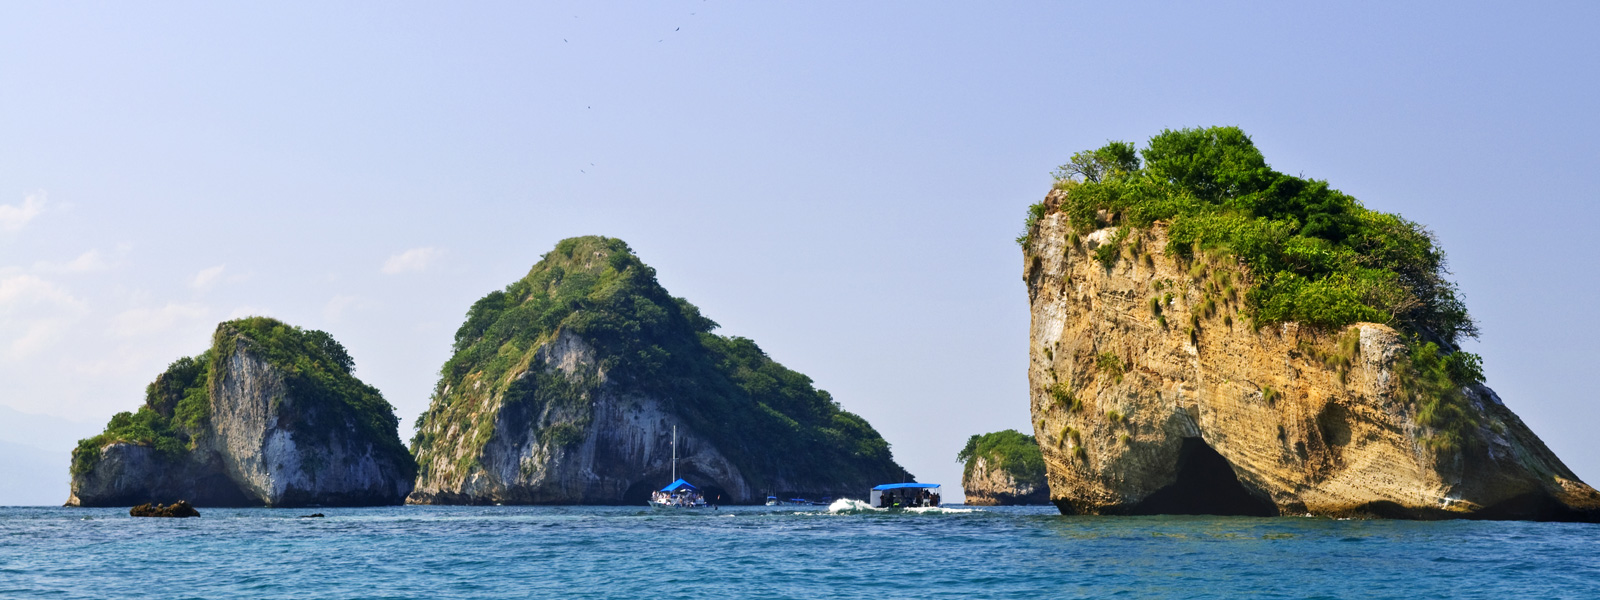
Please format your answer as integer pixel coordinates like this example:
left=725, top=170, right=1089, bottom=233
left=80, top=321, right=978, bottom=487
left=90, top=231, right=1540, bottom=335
left=1, top=504, right=1597, bottom=599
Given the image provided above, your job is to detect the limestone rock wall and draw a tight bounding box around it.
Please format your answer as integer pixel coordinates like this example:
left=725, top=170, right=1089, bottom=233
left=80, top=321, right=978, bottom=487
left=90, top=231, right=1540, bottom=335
left=1025, top=200, right=1600, bottom=521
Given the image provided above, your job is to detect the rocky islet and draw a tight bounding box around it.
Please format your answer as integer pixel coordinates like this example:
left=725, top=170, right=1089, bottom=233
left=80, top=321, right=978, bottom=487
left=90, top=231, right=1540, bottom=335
left=68, top=318, right=417, bottom=508
left=1019, top=127, right=1600, bottom=521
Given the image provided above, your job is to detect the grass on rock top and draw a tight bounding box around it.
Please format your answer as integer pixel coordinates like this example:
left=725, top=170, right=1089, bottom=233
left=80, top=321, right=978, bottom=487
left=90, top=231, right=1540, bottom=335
left=1022, top=126, right=1488, bottom=451
left=958, top=429, right=1046, bottom=485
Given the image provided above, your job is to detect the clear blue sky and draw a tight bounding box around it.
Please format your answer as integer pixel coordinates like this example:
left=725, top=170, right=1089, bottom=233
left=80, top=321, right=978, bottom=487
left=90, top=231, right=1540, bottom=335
left=3, top=2, right=1597, bottom=505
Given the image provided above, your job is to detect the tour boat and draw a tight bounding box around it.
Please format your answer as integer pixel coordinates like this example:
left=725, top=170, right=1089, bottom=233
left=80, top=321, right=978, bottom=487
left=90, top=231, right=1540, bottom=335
left=869, top=483, right=943, bottom=509
left=647, top=426, right=708, bottom=509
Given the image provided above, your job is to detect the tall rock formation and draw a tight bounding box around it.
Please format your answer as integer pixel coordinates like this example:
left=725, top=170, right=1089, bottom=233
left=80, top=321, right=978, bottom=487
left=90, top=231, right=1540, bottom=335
left=68, top=318, right=416, bottom=507
left=1021, top=127, right=1600, bottom=521
left=408, top=236, right=909, bottom=505
left=959, top=430, right=1049, bottom=505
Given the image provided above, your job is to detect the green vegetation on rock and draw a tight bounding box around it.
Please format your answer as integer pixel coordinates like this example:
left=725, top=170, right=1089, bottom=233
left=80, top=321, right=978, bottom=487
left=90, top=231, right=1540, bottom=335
left=71, top=353, right=211, bottom=475
left=1022, top=126, right=1487, bottom=449
left=216, top=317, right=409, bottom=469
left=958, top=429, right=1045, bottom=484
left=412, top=236, right=904, bottom=490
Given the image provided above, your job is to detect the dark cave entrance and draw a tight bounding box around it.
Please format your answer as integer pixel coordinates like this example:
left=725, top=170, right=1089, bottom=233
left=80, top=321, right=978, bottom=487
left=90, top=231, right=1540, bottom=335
left=1131, top=437, right=1278, bottom=517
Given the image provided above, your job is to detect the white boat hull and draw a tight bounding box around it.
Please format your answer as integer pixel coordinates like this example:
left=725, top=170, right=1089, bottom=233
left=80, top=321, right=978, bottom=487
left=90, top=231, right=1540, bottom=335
left=648, top=500, right=707, bottom=509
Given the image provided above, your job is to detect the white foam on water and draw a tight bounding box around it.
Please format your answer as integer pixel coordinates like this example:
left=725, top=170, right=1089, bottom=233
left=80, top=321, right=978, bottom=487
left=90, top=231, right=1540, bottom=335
left=824, top=498, right=980, bottom=514
left=905, top=505, right=978, bottom=514
left=827, top=498, right=880, bottom=513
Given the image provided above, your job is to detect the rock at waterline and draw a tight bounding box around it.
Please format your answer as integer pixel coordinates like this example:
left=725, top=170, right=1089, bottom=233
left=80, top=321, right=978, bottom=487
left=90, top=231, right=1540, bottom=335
left=130, top=501, right=199, bottom=518
left=959, top=430, right=1050, bottom=506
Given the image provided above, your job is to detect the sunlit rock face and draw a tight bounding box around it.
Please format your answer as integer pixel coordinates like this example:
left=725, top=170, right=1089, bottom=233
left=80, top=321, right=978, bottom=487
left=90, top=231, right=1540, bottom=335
left=1024, top=200, right=1600, bottom=521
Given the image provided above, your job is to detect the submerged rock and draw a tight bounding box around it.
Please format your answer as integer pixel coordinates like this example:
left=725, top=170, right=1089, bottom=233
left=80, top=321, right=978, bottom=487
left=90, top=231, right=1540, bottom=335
left=130, top=501, right=199, bottom=518
left=959, top=430, right=1049, bottom=505
left=69, top=318, right=416, bottom=508
left=1022, top=154, right=1600, bottom=520
left=409, top=236, right=909, bottom=504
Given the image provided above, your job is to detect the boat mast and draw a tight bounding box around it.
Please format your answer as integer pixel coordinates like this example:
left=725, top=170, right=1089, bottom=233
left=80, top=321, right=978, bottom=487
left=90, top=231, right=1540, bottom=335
left=671, top=425, right=677, bottom=482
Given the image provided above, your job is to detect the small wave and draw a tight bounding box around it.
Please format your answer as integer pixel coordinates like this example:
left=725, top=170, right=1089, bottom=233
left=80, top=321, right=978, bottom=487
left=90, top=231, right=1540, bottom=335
left=827, top=499, right=879, bottom=513
left=825, top=499, right=978, bottom=514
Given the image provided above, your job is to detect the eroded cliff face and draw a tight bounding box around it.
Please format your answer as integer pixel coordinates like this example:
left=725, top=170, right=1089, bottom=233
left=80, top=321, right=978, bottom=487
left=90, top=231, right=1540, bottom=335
left=68, top=319, right=415, bottom=507
left=963, top=456, right=1049, bottom=506
left=409, top=330, right=754, bottom=504
left=1025, top=204, right=1600, bottom=521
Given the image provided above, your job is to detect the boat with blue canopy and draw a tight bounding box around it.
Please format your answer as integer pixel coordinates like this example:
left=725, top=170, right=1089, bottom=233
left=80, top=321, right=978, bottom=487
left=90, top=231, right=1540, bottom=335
left=870, top=483, right=942, bottom=508
left=647, top=426, right=708, bottom=509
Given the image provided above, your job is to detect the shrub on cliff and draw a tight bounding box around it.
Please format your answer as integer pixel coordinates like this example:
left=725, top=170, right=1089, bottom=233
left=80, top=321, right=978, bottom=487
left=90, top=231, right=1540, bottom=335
left=958, top=429, right=1045, bottom=484
left=72, top=353, right=211, bottom=475
left=1022, top=127, right=1488, bottom=448
left=1023, top=126, right=1476, bottom=348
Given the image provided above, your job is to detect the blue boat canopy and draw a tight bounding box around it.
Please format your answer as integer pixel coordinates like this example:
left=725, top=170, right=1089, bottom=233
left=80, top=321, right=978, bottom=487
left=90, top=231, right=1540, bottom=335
left=871, top=483, right=941, bottom=491
left=661, top=479, right=698, bottom=492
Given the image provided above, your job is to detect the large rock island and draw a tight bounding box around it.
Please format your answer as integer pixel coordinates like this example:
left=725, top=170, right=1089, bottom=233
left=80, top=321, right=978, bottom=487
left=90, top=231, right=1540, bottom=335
left=68, top=318, right=416, bottom=507
left=959, top=429, right=1049, bottom=505
left=408, top=236, right=909, bottom=505
left=1020, top=127, right=1600, bottom=521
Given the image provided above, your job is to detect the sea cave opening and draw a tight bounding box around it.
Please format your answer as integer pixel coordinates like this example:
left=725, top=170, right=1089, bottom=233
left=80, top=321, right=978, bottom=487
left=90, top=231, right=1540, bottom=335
left=1131, top=437, right=1278, bottom=517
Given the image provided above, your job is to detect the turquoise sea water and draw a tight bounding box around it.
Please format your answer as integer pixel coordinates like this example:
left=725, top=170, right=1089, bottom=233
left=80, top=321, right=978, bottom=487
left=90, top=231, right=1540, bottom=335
left=2, top=504, right=1597, bottom=599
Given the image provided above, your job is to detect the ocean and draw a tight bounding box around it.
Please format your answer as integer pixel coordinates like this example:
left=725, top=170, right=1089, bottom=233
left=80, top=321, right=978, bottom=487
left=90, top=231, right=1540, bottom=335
left=2, top=502, right=1596, bottom=599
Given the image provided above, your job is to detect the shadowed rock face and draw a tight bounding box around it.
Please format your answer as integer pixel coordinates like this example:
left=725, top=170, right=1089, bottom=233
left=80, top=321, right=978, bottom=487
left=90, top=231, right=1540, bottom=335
left=1025, top=208, right=1600, bottom=521
left=408, top=236, right=909, bottom=505
left=68, top=319, right=415, bottom=508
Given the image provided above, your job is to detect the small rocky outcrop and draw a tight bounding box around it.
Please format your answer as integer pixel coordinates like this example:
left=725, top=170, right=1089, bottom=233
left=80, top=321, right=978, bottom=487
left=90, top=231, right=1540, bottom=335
left=130, top=501, right=199, bottom=518
left=1021, top=129, right=1600, bottom=521
left=68, top=318, right=416, bottom=507
left=408, top=236, right=910, bottom=505
left=959, top=430, right=1049, bottom=505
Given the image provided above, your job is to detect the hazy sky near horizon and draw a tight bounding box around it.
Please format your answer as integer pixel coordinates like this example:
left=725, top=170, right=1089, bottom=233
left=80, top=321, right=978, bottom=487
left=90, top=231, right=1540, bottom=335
left=3, top=2, right=1599, bottom=503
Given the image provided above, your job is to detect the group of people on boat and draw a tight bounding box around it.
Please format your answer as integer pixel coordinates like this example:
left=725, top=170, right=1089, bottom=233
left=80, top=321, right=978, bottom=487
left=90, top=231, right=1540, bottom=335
left=877, top=488, right=940, bottom=508
left=651, top=489, right=705, bottom=507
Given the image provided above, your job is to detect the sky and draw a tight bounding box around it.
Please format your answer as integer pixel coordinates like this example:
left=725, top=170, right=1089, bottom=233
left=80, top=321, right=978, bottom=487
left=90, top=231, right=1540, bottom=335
left=2, top=2, right=1598, bottom=506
